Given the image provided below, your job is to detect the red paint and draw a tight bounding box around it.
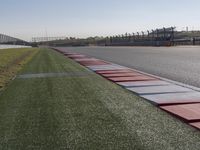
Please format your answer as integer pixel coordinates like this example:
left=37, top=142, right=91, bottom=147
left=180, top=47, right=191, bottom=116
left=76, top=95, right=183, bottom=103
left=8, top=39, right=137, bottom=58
left=63, top=53, right=77, bottom=55
left=108, top=76, right=156, bottom=82
left=68, top=56, right=87, bottom=59
left=79, top=61, right=110, bottom=66
left=160, top=104, right=200, bottom=122
left=190, top=122, right=200, bottom=130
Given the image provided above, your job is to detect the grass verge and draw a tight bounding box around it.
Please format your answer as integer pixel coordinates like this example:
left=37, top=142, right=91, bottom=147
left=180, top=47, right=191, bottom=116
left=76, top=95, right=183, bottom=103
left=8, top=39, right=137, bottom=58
left=0, top=48, right=39, bottom=90
left=0, top=48, right=200, bottom=149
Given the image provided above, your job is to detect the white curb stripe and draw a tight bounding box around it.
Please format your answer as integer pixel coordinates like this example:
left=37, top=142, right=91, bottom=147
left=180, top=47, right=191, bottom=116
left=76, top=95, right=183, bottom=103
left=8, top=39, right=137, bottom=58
left=117, top=80, right=171, bottom=87
left=141, top=92, right=200, bottom=105
left=127, top=84, right=193, bottom=95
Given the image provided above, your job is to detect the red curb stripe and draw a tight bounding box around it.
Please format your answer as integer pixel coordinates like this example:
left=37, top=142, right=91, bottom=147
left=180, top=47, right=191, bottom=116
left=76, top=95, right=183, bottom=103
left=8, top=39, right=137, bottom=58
left=53, top=48, right=200, bottom=131
left=160, top=104, right=200, bottom=122
left=190, top=122, right=200, bottom=130
left=108, top=76, right=157, bottom=82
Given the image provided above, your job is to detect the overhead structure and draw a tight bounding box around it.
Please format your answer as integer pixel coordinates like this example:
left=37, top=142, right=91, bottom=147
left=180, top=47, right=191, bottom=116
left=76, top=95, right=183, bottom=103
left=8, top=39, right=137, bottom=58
left=0, top=34, right=29, bottom=45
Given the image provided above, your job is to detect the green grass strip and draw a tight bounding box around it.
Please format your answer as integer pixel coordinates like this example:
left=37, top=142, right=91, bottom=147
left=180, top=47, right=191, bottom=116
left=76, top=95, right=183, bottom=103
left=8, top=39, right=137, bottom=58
left=0, top=48, right=39, bottom=89
left=0, top=48, right=200, bottom=149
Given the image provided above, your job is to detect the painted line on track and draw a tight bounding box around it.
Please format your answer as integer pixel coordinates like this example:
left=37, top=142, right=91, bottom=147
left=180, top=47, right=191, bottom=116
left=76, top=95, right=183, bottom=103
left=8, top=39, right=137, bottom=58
left=17, top=72, right=94, bottom=79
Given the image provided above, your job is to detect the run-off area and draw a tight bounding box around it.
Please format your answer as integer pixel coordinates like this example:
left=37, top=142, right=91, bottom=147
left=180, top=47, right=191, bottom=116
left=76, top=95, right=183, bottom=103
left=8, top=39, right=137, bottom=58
left=55, top=47, right=200, bottom=131
left=1, top=48, right=200, bottom=149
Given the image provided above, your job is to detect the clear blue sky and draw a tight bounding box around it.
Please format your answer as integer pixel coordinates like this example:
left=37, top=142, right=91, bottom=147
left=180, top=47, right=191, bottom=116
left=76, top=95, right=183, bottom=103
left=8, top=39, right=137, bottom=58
left=1, top=0, right=200, bottom=41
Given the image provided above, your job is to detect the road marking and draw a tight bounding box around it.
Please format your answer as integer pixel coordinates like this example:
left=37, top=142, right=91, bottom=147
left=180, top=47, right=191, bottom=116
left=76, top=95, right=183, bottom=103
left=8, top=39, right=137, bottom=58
left=88, top=64, right=128, bottom=71
left=96, top=69, right=134, bottom=74
left=74, top=58, right=99, bottom=62
left=101, top=72, right=142, bottom=77
left=108, top=76, right=157, bottom=82
left=79, top=61, right=110, bottom=66
left=160, top=104, right=200, bottom=122
left=17, top=72, right=94, bottom=79
left=127, top=85, right=193, bottom=95
left=190, top=122, right=200, bottom=130
left=141, top=92, right=200, bottom=105
left=116, top=80, right=171, bottom=87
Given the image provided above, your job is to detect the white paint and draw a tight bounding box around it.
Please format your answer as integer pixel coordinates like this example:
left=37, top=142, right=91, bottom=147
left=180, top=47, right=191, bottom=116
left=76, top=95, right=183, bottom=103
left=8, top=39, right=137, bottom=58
left=117, top=80, right=171, bottom=87
left=88, top=64, right=128, bottom=71
left=141, top=92, right=200, bottom=105
left=127, top=85, right=193, bottom=95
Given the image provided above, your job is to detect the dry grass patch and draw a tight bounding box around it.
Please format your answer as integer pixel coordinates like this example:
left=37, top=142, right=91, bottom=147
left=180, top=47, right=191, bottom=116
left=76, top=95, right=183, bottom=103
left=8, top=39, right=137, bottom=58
left=0, top=48, right=39, bottom=89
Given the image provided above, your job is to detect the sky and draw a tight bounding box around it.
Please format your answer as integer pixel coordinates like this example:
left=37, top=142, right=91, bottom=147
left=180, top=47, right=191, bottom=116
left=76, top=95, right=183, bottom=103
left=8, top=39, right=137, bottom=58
left=1, top=0, right=200, bottom=41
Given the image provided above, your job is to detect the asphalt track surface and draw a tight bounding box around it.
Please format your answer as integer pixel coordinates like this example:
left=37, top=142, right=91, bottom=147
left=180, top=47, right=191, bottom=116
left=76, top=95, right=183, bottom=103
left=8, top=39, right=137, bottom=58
left=58, top=46, right=200, bottom=88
